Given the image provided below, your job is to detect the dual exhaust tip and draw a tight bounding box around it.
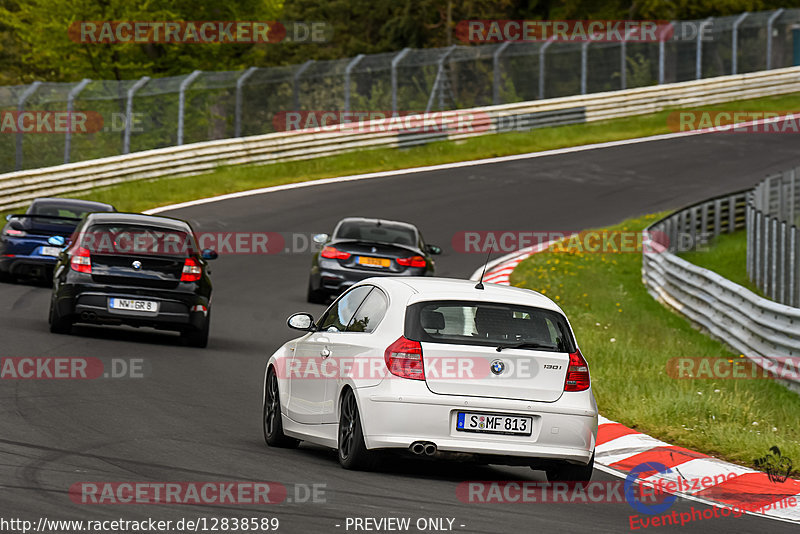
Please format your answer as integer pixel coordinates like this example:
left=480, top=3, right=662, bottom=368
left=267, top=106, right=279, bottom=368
left=80, top=311, right=97, bottom=321
left=409, top=441, right=437, bottom=456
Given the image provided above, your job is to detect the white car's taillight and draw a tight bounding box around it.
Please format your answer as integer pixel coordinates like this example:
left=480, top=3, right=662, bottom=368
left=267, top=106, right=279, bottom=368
left=384, top=336, right=425, bottom=380
left=564, top=350, right=590, bottom=391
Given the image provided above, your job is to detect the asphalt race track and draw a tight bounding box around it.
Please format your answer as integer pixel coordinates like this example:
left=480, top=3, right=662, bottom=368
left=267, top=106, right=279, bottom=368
left=1, top=132, right=799, bottom=533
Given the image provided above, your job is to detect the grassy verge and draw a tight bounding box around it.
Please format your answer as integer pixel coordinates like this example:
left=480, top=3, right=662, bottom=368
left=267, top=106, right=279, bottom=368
left=679, top=230, right=764, bottom=296
left=510, top=215, right=800, bottom=473
left=2, top=90, right=798, bottom=216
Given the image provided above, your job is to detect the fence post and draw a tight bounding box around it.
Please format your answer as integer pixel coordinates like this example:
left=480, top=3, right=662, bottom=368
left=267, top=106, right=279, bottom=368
left=696, top=18, right=714, bottom=79
left=122, top=76, right=150, bottom=155
left=780, top=221, right=787, bottom=303
left=580, top=40, right=592, bottom=95
left=234, top=67, right=258, bottom=138
left=731, top=12, right=749, bottom=74
left=658, top=32, right=666, bottom=84
left=64, top=78, right=91, bottom=164
left=771, top=217, right=778, bottom=300
left=766, top=9, right=785, bottom=70
left=539, top=37, right=556, bottom=99
left=713, top=198, right=722, bottom=235
left=344, top=54, right=365, bottom=113
left=747, top=203, right=752, bottom=278
left=755, top=211, right=761, bottom=287
left=177, top=70, right=202, bottom=146
left=15, top=81, right=42, bottom=171
left=390, top=48, right=411, bottom=115
left=292, top=60, right=315, bottom=111
left=492, top=42, right=512, bottom=105
left=426, top=45, right=456, bottom=113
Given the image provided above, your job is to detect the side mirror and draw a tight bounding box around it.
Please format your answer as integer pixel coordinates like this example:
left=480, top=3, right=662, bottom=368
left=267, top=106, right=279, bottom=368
left=201, top=249, right=218, bottom=260
left=287, top=312, right=316, bottom=331
left=5, top=214, right=12, bottom=221
left=312, top=233, right=329, bottom=245
left=426, top=244, right=442, bottom=255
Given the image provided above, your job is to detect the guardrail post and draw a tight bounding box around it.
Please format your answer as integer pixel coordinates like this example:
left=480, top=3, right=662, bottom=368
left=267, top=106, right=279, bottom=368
left=696, top=18, right=713, bottom=79
left=728, top=196, right=736, bottom=232
left=731, top=12, right=749, bottom=74
left=344, top=54, right=365, bottom=113
left=234, top=67, right=258, bottom=138
left=292, top=60, right=315, bottom=111
left=713, top=199, right=722, bottom=235
left=15, top=81, right=42, bottom=171
left=391, top=48, right=411, bottom=115
left=766, top=9, right=785, bottom=70
left=177, top=70, right=202, bottom=146
left=539, top=37, right=556, bottom=99
left=123, top=76, right=150, bottom=155
left=493, top=42, right=512, bottom=105
left=64, top=78, right=91, bottom=164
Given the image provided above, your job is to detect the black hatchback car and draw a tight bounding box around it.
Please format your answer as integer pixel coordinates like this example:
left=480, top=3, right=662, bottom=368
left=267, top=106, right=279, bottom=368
left=307, top=217, right=441, bottom=303
left=49, top=213, right=217, bottom=347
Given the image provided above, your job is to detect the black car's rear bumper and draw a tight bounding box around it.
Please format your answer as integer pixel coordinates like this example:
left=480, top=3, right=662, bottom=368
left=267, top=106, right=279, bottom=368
left=0, top=255, right=56, bottom=278
left=311, top=261, right=427, bottom=296
left=53, top=283, right=210, bottom=332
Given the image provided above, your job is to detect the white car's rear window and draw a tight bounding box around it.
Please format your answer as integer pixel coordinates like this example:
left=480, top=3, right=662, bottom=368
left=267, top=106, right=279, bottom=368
left=405, top=300, right=575, bottom=352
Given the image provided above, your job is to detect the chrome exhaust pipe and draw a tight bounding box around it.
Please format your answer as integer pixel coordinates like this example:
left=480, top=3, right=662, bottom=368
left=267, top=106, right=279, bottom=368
left=409, top=442, right=426, bottom=455
left=80, top=312, right=90, bottom=320
left=424, top=443, right=437, bottom=456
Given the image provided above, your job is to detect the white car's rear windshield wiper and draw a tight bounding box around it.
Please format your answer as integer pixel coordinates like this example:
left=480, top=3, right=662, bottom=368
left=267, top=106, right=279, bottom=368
left=496, top=341, right=558, bottom=352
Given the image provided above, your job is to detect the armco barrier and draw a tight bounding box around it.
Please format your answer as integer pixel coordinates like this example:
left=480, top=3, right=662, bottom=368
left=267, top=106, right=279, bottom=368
left=643, top=188, right=800, bottom=392
left=2, top=66, right=800, bottom=212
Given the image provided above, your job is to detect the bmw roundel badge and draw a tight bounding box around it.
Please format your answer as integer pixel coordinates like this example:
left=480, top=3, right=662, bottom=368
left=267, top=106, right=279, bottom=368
left=490, top=359, right=505, bottom=375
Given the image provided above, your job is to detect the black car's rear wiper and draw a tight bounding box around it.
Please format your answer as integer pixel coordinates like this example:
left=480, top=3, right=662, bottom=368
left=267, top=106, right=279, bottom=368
left=496, top=341, right=557, bottom=352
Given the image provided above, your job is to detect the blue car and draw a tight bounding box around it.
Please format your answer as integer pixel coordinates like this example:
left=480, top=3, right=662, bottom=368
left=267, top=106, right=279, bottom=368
left=0, top=198, right=116, bottom=282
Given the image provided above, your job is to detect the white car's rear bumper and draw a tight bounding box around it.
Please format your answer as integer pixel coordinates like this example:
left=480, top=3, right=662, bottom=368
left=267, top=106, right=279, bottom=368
left=356, top=380, right=597, bottom=464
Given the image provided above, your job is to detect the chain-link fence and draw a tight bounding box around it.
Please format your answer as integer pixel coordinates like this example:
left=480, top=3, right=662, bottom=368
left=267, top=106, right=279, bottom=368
left=2, top=9, right=800, bottom=174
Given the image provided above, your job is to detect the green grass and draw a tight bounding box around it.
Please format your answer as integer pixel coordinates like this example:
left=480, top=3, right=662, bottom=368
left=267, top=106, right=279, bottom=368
left=3, top=90, right=799, bottom=217
left=510, top=215, right=800, bottom=473
left=679, top=230, right=764, bottom=296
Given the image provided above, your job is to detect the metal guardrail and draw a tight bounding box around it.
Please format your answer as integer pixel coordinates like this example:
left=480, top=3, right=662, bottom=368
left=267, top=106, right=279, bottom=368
left=643, top=185, right=800, bottom=391
left=747, top=168, right=800, bottom=306
left=2, top=66, right=800, bottom=213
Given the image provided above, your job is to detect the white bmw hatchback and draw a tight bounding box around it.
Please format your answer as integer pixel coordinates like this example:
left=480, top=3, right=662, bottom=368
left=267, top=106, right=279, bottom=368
left=262, top=277, right=598, bottom=480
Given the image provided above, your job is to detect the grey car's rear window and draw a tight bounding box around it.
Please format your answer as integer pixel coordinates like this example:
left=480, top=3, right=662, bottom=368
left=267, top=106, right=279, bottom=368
left=335, top=221, right=416, bottom=246
left=405, top=300, right=575, bottom=352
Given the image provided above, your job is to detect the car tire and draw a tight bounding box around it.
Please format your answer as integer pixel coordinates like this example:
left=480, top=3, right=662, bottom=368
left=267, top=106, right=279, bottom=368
left=48, top=299, right=72, bottom=335
left=337, top=388, right=379, bottom=470
left=306, top=279, right=327, bottom=304
left=183, top=311, right=210, bottom=348
left=263, top=369, right=300, bottom=448
left=544, top=452, right=594, bottom=482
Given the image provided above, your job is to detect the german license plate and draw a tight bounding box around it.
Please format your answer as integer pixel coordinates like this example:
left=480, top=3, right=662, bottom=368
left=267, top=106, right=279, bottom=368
left=456, top=412, right=532, bottom=436
left=40, top=246, right=61, bottom=257
left=108, top=298, right=159, bottom=314
left=357, top=256, right=390, bottom=267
